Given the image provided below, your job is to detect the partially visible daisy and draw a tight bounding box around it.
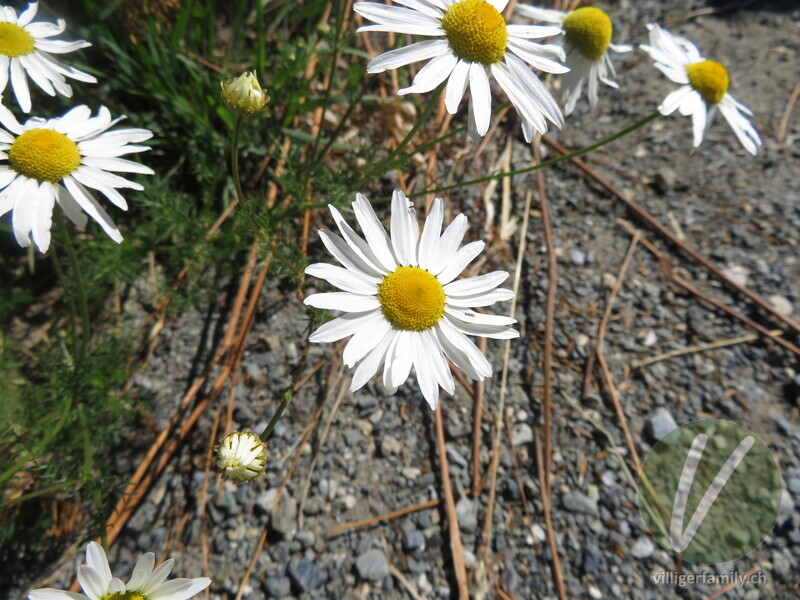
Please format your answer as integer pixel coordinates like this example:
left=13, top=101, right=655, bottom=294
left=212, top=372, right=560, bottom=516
left=516, top=5, right=632, bottom=115
left=28, top=541, right=211, bottom=600
left=0, top=2, right=97, bottom=112
left=0, top=105, right=154, bottom=253
left=304, top=191, right=519, bottom=409
left=215, top=430, right=268, bottom=485
left=354, top=0, right=567, bottom=141
left=640, top=23, right=760, bottom=155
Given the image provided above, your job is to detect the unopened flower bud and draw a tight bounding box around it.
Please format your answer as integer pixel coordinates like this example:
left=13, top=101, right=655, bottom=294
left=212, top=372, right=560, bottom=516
left=221, top=72, right=270, bottom=116
left=215, top=431, right=267, bottom=484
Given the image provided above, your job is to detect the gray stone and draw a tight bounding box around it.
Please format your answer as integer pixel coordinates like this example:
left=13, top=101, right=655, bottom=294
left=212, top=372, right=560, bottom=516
left=561, top=492, right=598, bottom=515
left=288, top=557, right=327, bottom=593
left=456, top=496, right=478, bottom=532
left=770, top=411, right=800, bottom=440
left=355, top=549, right=389, bottom=580
left=403, top=529, right=426, bottom=552
left=645, top=408, right=678, bottom=441
left=511, top=423, right=534, bottom=446
left=446, top=443, right=468, bottom=468
left=630, top=537, right=655, bottom=559
left=270, top=497, right=297, bottom=539
left=295, top=530, right=316, bottom=549
left=570, top=249, right=586, bottom=266
left=263, top=576, right=291, bottom=598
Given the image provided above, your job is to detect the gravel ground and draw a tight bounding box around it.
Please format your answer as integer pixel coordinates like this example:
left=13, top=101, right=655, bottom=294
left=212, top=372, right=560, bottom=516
left=11, top=1, right=800, bottom=599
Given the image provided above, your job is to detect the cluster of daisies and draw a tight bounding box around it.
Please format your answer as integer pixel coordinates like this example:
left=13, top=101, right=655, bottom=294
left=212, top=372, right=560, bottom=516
left=354, top=0, right=761, bottom=154
left=299, top=1, right=762, bottom=411
left=0, top=2, right=153, bottom=254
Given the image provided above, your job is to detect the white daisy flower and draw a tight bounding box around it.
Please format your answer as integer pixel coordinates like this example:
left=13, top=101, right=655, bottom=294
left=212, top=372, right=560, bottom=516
left=354, top=0, right=568, bottom=141
left=640, top=23, right=760, bottom=156
left=0, top=105, right=154, bottom=253
left=0, top=2, right=97, bottom=113
left=27, top=541, right=211, bottom=600
left=515, top=5, right=632, bottom=116
left=304, top=191, right=519, bottom=410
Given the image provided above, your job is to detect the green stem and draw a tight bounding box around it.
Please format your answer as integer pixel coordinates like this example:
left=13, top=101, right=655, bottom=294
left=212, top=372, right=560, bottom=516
left=230, top=115, right=265, bottom=235
left=410, top=111, right=660, bottom=198
left=0, top=478, right=81, bottom=508
left=258, top=315, right=316, bottom=442
left=353, top=83, right=446, bottom=189
left=54, top=212, right=90, bottom=367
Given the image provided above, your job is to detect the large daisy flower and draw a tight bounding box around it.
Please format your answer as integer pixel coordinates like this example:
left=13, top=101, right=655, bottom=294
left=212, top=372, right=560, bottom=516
left=0, top=2, right=97, bottom=112
left=304, top=191, right=519, bottom=409
left=640, top=23, right=760, bottom=156
left=515, top=5, right=631, bottom=116
left=353, top=0, right=567, bottom=141
left=0, top=105, right=154, bottom=253
left=27, top=541, right=211, bottom=600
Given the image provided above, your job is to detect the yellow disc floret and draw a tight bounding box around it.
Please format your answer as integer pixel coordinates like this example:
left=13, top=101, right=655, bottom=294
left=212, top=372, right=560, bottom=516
left=9, top=129, right=82, bottom=183
left=562, top=7, right=612, bottom=61
left=101, top=593, right=147, bottom=600
left=378, top=266, right=446, bottom=332
left=441, top=0, right=508, bottom=65
left=685, top=60, right=729, bottom=106
left=0, top=22, right=35, bottom=58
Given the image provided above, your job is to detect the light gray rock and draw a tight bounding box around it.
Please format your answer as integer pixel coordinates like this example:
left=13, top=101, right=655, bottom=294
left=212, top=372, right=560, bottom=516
left=646, top=408, right=678, bottom=441
left=356, top=549, right=389, bottom=580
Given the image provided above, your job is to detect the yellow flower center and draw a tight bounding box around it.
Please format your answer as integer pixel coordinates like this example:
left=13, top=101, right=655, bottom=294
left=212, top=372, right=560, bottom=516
left=0, top=22, right=35, bottom=58
left=441, top=0, right=508, bottom=65
left=562, top=7, right=612, bottom=61
left=378, top=266, right=446, bottom=332
left=101, top=593, right=147, bottom=600
left=8, top=129, right=82, bottom=183
left=685, top=60, right=729, bottom=105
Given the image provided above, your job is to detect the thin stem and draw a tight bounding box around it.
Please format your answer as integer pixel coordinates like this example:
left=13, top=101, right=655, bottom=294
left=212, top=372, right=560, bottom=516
left=54, top=211, right=90, bottom=366
left=0, top=478, right=81, bottom=508
left=410, top=111, right=660, bottom=198
left=258, top=318, right=315, bottom=442
left=230, top=115, right=265, bottom=234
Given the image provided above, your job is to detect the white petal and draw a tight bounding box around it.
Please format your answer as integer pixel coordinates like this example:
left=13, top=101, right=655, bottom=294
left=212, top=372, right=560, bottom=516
left=148, top=578, right=211, bottom=600
left=413, top=332, right=440, bottom=409
left=343, top=313, right=392, bottom=367
left=318, top=229, right=383, bottom=278
left=719, top=98, right=760, bottom=156
left=444, top=59, right=469, bottom=114
left=446, top=287, right=515, bottom=308
left=141, top=559, right=174, bottom=595
left=55, top=183, right=88, bottom=227
left=398, top=51, right=457, bottom=95
left=305, top=262, right=380, bottom=294
left=418, top=197, right=443, bottom=271
left=423, top=328, right=455, bottom=395
left=444, top=306, right=516, bottom=327
left=62, top=176, right=123, bottom=243
left=389, top=189, right=418, bottom=266
left=444, top=270, right=508, bottom=296
left=468, top=63, right=492, bottom=137
left=10, top=58, right=31, bottom=112
left=388, top=330, right=414, bottom=388
left=354, top=2, right=443, bottom=29
left=304, top=292, right=380, bottom=312
left=11, top=177, right=38, bottom=247
left=81, top=156, right=154, bottom=175
left=17, top=2, right=38, bottom=27
left=507, top=24, right=563, bottom=38
left=430, top=213, right=467, bottom=275
left=437, top=240, right=484, bottom=284
left=31, top=181, right=55, bottom=253
left=308, top=310, right=381, bottom=343
left=691, top=99, right=707, bottom=147
left=352, top=193, right=397, bottom=271
left=507, top=39, right=569, bottom=74
left=126, top=553, right=156, bottom=591
left=76, top=566, right=107, bottom=600
left=28, top=590, right=88, bottom=600
left=367, top=39, right=449, bottom=73
left=514, top=5, right=565, bottom=24
left=437, top=318, right=493, bottom=379
left=444, top=313, right=519, bottom=339
left=657, top=85, right=692, bottom=115
left=329, top=204, right=388, bottom=274
left=351, top=329, right=397, bottom=391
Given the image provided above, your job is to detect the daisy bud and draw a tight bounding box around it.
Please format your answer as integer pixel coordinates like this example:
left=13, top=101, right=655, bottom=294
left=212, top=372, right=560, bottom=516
left=221, top=72, right=270, bottom=116
left=215, top=431, right=267, bottom=484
